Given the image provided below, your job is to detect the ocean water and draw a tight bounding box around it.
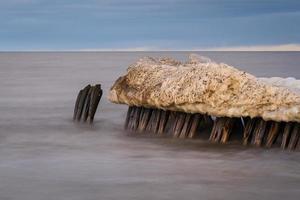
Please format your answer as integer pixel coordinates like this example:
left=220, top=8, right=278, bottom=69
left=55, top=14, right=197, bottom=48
left=0, top=52, right=299, bottom=200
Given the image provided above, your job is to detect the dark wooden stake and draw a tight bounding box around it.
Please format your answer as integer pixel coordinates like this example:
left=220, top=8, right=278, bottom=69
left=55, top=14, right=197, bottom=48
left=252, top=119, right=268, bottom=147
left=131, top=107, right=142, bottom=131
left=82, top=87, right=93, bottom=122
left=265, top=121, right=280, bottom=148
left=73, top=90, right=83, bottom=120
left=137, top=108, right=152, bottom=132
left=88, top=84, right=103, bottom=123
left=288, top=123, right=300, bottom=150
left=173, top=112, right=186, bottom=137
left=124, top=106, right=134, bottom=129
left=220, top=118, right=236, bottom=144
left=146, top=109, right=161, bottom=133
left=179, top=113, right=192, bottom=139
left=209, top=117, right=226, bottom=143
left=157, top=110, right=169, bottom=135
left=281, top=122, right=293, bottom=149
left=209, top=118, right=219, bottom=142
left=127, top=106, right=137, bottom=130
left=136, top=107, right=145, bottom=131
left=296, top=136, right=300, bottom=151
left=164, top=111, right=177, bottom=135
left=76, top=85, right=91, bottom=121
left=243, top=118, right=256, bottom=145
left=188, top=114, right=202, bottom=138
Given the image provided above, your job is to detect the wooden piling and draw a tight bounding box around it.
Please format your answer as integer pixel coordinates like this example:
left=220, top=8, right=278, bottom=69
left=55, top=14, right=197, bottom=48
left=296, top=137, right=300, bottom=151
left=179, top=113, right=192, bottom=139
left=82, top=87, right=93, bottom=122
left=75, top=85, right=91, bottom=121
left=252, top=119, right=268, bottom=147
left=243, top=118, right=256, bottom=145
left=157, top=110, right=170, bottom=135
left=220, top=118, right=235, bottom=144
left=188, top=114, right=202, bottom=138
left=164, top=111, right=177, bottom=135
left=173, top=112, right=186, bottom=137
left=288, top=123, right=300, bottom=150
left=281, top=122, right=293, bottom=149
left=127, top=106, right=137, bottom=130
left=137, top=108, right=152, bottom=132
left=88, top=84, right=103, bottom=123
left=265, top=121, right=280, bottom=148
left=132, top=107, right=142, bottom=131
left=124, top=106, right=134, bottom=129
left=210, top=117, right=226, bottom=143
left=146, top=109, right=161, bottom=133
left=73, top=90, right=83, bottom=120
left=121, top=105, right=300, bottom=151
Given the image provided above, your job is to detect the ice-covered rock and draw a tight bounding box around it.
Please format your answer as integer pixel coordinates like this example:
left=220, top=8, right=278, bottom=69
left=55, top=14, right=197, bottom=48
left=109, top=55, right=300, bottom=122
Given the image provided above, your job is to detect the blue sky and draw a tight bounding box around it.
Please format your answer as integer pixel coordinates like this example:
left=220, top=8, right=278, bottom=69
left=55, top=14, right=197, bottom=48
left=1, top=0, right=300, bottom=51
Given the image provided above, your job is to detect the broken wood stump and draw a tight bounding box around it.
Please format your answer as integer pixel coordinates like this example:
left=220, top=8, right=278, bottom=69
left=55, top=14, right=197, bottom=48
left=73, top=84, right=103, bottom=124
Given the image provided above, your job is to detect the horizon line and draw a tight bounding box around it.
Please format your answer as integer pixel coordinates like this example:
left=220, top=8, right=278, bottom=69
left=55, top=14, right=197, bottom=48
left=1, top=50, right=300, bottom=53
left=1, top=44, right=300, bottom=52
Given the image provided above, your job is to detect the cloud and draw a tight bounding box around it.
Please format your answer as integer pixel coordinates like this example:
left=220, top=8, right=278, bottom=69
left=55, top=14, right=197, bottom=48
left=79, top=46, right=159, bottom=52
left=208, top=44, right=300, bottom=51
left=76, top=44, right=300, bottom=52
left=0, top=0, right=38, bottom=5
left=3, top=43, right=300, bottom=52
left=1, top=1, right=299, bottom=51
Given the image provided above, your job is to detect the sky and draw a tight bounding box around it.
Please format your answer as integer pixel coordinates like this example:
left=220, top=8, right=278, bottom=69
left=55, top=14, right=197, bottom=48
left=1, top=0, right=300, bottom=51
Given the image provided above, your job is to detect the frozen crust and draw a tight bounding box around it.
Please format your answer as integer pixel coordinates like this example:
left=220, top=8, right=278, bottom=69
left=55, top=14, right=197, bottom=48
left=108, top=54, right=300, bottom=122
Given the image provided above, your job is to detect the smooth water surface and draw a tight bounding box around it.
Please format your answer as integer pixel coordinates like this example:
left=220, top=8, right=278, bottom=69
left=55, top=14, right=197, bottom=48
left=0, top=52, right=299, bottom=200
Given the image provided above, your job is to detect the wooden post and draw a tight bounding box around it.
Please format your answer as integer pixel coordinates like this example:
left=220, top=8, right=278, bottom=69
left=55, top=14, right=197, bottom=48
left=288, top=123, right=300, bottom=150
left=88, top=84, right=103, bottom=123
left=76, top=85, right=91, bottom=121
left=209, top=118, right=219, bottom=142
left=296, top=137, right=300, bottom=151
left=188, top=114, right=202, bottom=138
left=220, top=118, right=235, bottom=144
left=131, top=107, right=142, bottom=131
left=265, top=121, right=280, bottom=148
left=82, top=87, right=93, bottom=122
left=164, top=111, right=177, bottom=135
left=281, top=122, right=293, bottom=149
left=173, top=112, right=186, bottom=137
left=124, top=106, right=134, bottom=129
left=210, top=117, right=226, bottom=143
left=137, top=108, right=152, bottom=132
left=73, top=90, right=83, bottom=120
left=179, top=113, right=192, bottom=138
left=252, top=119, right=268, bottom=147
left=127, top=106, right=137, bottom=130
left=157, top=110, right=170, bottom=135
left=146, top=109, right=161, bottom=133
left=243, top=118, right=256, bottom=145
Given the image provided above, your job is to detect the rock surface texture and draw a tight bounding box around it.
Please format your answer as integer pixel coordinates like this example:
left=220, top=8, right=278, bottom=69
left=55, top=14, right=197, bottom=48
left=109, top=54, right=300, bottom=123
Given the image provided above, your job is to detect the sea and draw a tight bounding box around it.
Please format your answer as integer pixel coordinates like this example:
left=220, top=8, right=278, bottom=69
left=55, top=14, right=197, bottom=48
left=0, top=52, right=299, bottom=200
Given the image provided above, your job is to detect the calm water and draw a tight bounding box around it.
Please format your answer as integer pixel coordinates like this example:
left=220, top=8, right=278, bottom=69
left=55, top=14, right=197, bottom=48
left=0, top=52, right=299, bottom=200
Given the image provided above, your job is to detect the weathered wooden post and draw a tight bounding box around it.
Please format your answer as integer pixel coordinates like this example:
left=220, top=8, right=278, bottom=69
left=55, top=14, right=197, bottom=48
left=73, top=84, right=103, bottom=124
